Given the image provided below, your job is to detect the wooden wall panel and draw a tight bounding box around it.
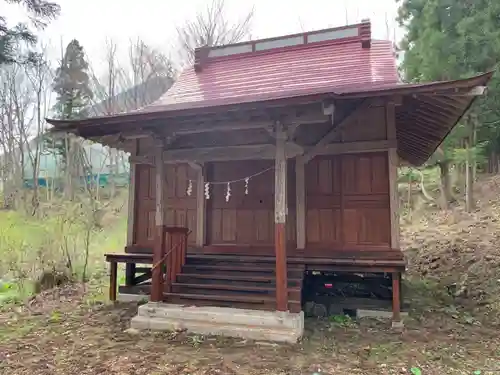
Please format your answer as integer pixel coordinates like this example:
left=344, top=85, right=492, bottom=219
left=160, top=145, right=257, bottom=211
left=305, top=152, right=391, bottom=251
left=305, top=157, right=342, bottom=247
left=207, top=160, right=275, bottom=246
left=342, top=152, right=390, bottom=249
left=134, top=165, right=154, bottom=247
left=164, top=164, right=197, bottom=245
left=341, top=106, right=387, bottom=142
left=134, top=163, right=198, bottom=248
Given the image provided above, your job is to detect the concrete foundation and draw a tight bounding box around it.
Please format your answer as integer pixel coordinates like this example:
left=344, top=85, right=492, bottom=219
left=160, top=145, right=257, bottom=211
left=391, top=320, right=405, bottom=330
left=131, top=302, right=304, bottom=343
left=357, top=309, right=408, bottom=319
left=117, top=293, right=147, bottom=302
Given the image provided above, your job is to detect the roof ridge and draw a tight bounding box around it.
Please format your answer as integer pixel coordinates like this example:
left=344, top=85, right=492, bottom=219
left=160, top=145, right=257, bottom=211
left=194, top=19, right=372, bottom=72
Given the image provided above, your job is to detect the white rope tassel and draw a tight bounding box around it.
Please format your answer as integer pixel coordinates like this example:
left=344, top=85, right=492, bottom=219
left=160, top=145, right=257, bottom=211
left=186, top=179, right=193, bottom=196
left=225, top=182, right=231, bottom=202
left=244, top=177, right=249, bottom=195
left=204, top=182, right=210, bottom=200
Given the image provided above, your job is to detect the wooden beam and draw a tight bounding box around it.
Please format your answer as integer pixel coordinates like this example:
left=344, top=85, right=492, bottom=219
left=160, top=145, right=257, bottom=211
left=295, top=156, right=306, bottom=250
left=160, top=143, right=303, bottom=163
left=132, top=140, right=392, bottom=165
left=129, top=155, right=154, bottom=165
left=121, top=129, right=152, bottom=139
left=309, top=139, right=395, bottom=157
left=302, top=100, right=371, bottom=163
left=274, top=123, right=288, bottom=312
left=166, top=112, right=330, bottom=136
left=423, top=85, right=487, bottom=97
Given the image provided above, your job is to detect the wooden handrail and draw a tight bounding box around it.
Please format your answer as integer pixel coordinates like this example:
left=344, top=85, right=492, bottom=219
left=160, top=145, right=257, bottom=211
left=151, top=230, right=192, bottom=272
left=151, top=227, right=191, bottom=301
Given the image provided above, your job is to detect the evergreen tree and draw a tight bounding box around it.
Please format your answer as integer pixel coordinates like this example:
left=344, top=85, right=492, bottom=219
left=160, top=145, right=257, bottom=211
left=45, top=39, right=92, bottom=175
left=397, top=0, right=500, bottom=207
left=0, top=0, right=60, bottom=65
left=397, top=0, right=500, bottom=146
left=52, top=39, right=93, bottom=119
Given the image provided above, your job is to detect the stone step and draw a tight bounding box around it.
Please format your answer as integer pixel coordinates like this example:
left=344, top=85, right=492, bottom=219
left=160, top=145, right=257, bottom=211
left=131, top=314, right=302, bottom=343
left=134, top=303, right=304, bottom=335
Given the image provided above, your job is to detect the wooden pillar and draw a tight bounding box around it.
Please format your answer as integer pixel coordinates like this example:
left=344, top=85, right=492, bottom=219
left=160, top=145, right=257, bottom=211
left=386, top=101, right=400, bottom=249
left=387, top=100, right=402, bottom=326
left=274, top=123, right=288, bottom=311
left=391, top=271, right=402, bottom=324
left=295, top=156, right=306, bottom=250
left=126, top=142, right=138, bottom=246
left=150, top=144, right=166, bottom=303
left=195, top=164, right=206, bottom=247
left=125, top=142, right=138, bottom=285
left=109, top=261, right=117, bottom=302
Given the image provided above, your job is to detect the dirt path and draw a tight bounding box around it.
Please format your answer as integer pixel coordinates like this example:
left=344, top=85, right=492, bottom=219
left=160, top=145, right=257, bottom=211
left=1, top=287, right=499, bottom=375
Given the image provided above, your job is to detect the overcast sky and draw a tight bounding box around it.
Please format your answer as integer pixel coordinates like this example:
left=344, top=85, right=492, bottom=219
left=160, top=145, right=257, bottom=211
left=3, top=0, right=401, bottom=70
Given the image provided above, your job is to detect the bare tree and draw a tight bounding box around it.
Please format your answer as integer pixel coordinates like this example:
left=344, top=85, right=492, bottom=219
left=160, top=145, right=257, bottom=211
left=104, top=38, right=119, bottom=198
left=83, top=38, right=175, bottom=201
left=24, top=49, right=53, bottom=214
left=0, top=68, right=22, bottom=207
left=0, top=48, right=54, bottom=213
left=176, top=0, right=254, bottom=65
left=0, top=64, right=32, bottom=209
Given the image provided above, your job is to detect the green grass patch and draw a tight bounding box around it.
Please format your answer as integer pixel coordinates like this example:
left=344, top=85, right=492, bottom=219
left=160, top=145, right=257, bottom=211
left=0, top=199, right=127, bottom=307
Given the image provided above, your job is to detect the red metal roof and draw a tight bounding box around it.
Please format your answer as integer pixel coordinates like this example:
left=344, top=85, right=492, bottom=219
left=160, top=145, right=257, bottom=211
left=45, top=21, right=494, bottom=167
left=143, top=36, right=398, bottom=113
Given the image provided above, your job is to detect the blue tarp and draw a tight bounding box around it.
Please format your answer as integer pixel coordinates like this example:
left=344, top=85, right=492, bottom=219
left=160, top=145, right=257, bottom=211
left=23, top=173, right=129, bottom=189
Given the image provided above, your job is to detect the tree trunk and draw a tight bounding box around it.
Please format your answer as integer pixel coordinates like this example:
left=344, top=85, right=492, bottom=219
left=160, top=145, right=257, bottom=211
left=437, top=161, right=452, bottom=209
left=465, top=123, right=475, bottom=212
left=472, top=122, right=477, bottom=181
left=64, top=134, right=71, bottom=199
left=407, top=174, right=412, bottom=221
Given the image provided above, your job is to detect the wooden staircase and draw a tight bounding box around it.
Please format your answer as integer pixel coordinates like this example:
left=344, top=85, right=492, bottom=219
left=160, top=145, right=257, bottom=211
left=164, top=254, right=305, bottom=313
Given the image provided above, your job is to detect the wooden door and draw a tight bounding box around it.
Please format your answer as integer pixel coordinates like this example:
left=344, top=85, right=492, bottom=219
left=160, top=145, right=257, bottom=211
left=207, top=160, right=275, bottom=246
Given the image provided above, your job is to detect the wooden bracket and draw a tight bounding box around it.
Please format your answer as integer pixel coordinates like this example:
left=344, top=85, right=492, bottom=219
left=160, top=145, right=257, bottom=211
left=187, top=161, right=203, bottom=171
left=302, top=100, right=371, bottom=163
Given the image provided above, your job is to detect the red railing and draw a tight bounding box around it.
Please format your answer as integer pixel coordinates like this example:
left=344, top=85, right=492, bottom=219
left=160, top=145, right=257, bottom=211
left=150, top=226, right=190, bottom=302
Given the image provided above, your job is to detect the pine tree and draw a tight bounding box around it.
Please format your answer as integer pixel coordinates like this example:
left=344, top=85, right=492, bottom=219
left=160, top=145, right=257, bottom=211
left=0, top=0, right=60, bottom=65
left=46, top=39, right=93, bottom=198
left=52, top=39, right=93, bottom=119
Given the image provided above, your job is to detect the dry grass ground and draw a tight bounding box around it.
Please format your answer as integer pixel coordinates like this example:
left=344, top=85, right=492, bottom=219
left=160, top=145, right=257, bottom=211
left=0, top=284, right=499, bottom=375
left=3, top=177, right=500, bottom=374
left=403, top=174, right=500, bottom=318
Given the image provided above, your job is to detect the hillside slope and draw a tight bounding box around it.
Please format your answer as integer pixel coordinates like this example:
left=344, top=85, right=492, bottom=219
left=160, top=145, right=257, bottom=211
left=402, top=175, right=500, bottom=310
